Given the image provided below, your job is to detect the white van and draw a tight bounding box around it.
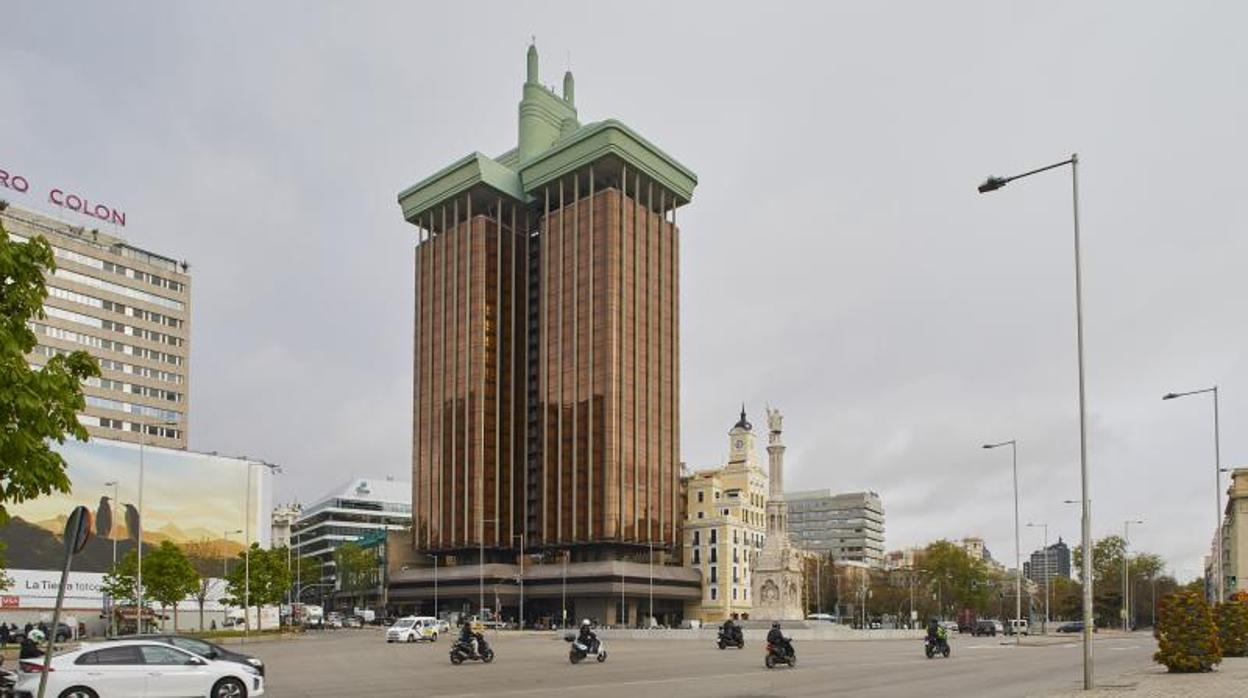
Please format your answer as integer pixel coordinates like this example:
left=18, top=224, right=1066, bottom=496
left=1006, top=619, right=1029, bottom=636
left=386, top=616, right=441, bottom=643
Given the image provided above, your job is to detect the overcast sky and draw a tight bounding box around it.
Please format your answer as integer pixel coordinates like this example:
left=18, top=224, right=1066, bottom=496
left=4, top=2, right=1245, bottom=580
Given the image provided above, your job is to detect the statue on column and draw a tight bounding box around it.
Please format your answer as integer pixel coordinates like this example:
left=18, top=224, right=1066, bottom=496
left=752, top=405, right=805, bottom=622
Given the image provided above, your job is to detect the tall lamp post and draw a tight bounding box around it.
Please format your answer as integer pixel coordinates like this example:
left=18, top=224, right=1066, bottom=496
left=983, top=439, right=1022, bottom=646
left=1162, top=387, right=1223, bottom=602
left=423, top=554, right=439, bottom=617
left=979, top=154, right=1091, bottom=687
left=1123, top=520, right=1144, bottom=631
left=1027, top=522, right=1050, bottom=634
left=478, top=518, right=501, bottom=619
left=103, top=481, right=119, bottom=637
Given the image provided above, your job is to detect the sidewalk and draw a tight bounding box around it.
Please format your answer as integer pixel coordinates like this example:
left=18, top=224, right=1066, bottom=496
left=1039, top=656, right=1248, bottom=696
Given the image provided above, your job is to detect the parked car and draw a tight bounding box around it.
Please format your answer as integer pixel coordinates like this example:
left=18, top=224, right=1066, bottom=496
left=114, top=633, right=266, bottom=676
left=1056, top=620, right=1097, bottom=633
left=939, top=621, right=959, bottom=635
left=386, top=616, right=441, bottom=643
left=1005, top=619, right=1029, bottom=636
left=806, top=613, right=837, bottom=624
left=973, top=620, right=1004, bottom=636
left=15, top=640, right=263, bottom=698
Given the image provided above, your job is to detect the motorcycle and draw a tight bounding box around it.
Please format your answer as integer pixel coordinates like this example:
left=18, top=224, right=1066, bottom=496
left=0, top=656, right=16, bottom=698
left=924, top=636, right=951, bottom=659
left=717, top=627, right=744, bottom=650
left=448, top=637, right=495, bottom=665
left=764, top=641, right=796, bottom=669
left=564, top=633, right=607, bottom=664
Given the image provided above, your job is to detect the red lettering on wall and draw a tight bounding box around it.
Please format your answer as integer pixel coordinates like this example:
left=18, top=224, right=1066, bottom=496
left=49, top=188, right=65, bottom=205
left=0, top=170, right=30, bottom=193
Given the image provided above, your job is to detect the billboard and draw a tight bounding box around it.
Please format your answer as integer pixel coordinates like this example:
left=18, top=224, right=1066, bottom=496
left=0, top=437, right=270, bottom=586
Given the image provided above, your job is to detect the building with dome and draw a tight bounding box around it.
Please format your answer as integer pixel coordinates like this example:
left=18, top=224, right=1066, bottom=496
left=682, top=408, right=771, bottom=621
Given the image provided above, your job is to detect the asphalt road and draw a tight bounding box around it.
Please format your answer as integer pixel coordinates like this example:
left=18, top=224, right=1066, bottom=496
left=245, top=630, right=1156, bottom=697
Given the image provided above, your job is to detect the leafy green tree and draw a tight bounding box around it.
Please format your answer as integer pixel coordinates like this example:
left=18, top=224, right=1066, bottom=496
left=222, top=544, right=292, bottom=631
left=333, top=542, right=376, bottom=593
left=0, top=212, right=100, bottom=574
left=917, top=540, right=991, bottom=618
left=102, top=550, right=139, bottom=607
left=182, top=539, right=223, bottom=632
left=143, top=541, right=199, bottom=633
left=1154, top=589, right=1221, bottom=672
left=1074, top=536, right=1168, bottom=628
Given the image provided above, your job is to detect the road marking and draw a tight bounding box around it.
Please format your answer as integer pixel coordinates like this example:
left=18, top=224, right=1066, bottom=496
left=432, top=669, right=772, bottom=697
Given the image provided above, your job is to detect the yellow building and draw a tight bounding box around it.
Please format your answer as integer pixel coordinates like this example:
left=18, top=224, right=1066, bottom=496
left=683, top=409, right=770, bottom=621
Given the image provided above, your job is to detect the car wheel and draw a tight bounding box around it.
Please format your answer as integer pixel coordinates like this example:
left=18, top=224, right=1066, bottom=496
left=212, top=678, right=247, bottom=698
left=406, top=634, right=415, bottom=643
left=59, top=689, right=99, bottom=698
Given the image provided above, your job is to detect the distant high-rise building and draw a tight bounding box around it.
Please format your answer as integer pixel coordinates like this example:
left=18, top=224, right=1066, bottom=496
left=2, top=204, right=190, bottom=449
left=1023, top=537, right=1071, bottom=584
left=786, top=490, right=885, bottom=568
left=291, top=478, right=411, bottom=587
left=390, top=45, right=700, bottom=627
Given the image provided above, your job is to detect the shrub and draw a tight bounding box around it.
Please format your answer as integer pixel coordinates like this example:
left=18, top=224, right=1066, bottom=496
left=1215, top=593, right=1248, bottom=658
left=1154, top=590, right=1221, bottom=672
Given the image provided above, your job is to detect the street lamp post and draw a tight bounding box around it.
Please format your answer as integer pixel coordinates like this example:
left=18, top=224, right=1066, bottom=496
left=103, top=480, right=119, bottom=636
left=1163, top=387, right=1223, bottom=602
left=1027, top=522, right=1050, bottom=634
left=513, top=534, right=525, bottom=629
left=478, top=517, right=500, bottom=619
left=979, top=154, right=1091, bottom=687
left=1123, top=520, right=1144, bottom=631
left=984, top=440, right=1022, bottom=646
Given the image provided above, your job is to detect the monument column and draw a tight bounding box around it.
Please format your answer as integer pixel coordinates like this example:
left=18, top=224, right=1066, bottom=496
left=766, top=408, right=787, bottom=537
left=751, top=406, right=805, bottom=621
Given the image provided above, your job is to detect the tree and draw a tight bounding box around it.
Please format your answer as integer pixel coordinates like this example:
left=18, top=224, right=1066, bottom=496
left=222, top=544, right=292, bottom=632
left=0, top=213, right=100, bottom=573
left=916, top=541, right=991, bottom=618
left=1214, top=592, right=1248, bottom=658
left=102, top=550, right=139, bottom=608
left=802, top=553, right=838, bottom=616
left=143, top=541, right=199, bottom=633
left=333, top=542, right=376, bottom=594
left=1154, top=589, right=1220, bottom=672
left=1074, top=536, right=1168, bottom=629
left=183, top=539, right=223, bottom=632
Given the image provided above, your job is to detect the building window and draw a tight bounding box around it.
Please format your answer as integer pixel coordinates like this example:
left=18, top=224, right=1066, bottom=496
left=693, top=549, right=700, bottom=565
left=710, top=529, right=717, bottom=545
left=733, top=587, right=738, bottom=600
left=693, top=531, right=700, bottom=546
left=711, top=587, right=718, bottom=601
left=710, top=566, right=717, bottom=583
left=710, top=548, right=718, bottom=563
left=733, top=565, right=739, bottom=583
left=715, top=491, right=721, bottom=500
left=733, top=530, right=739, bottom=544
left=697, top=512, right=704, bottom=519
left=697, top=491, right=704, bottom=503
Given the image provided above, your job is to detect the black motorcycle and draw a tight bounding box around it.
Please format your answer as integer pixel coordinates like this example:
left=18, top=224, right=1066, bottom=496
left=924, top=636, right=951, bottom=659
left=717, top=627, right=744, bottom=650
left=449, top=637, right=495, bottom=665
left=764, top=641, right=796, bottom=668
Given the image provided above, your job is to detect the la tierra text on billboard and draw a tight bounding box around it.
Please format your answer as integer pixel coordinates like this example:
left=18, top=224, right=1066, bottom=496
left=0, top=165, right=127, bottom=227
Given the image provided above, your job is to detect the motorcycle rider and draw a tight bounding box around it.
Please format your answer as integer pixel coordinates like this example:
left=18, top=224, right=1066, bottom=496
left=721, top=618, right=741, bottom=644
left=577, top=618, right=599, bottom=654
left=19, top=628, right=44, bottom=660
left=459, top=618, right=482, bottom=658
left=926, top=618, right=948, bottom=651
left=766, top=621, right=792, bottom=659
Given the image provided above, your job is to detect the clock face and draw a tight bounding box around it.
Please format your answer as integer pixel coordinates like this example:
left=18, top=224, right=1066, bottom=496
left=735, top=439, right=744, bottom=449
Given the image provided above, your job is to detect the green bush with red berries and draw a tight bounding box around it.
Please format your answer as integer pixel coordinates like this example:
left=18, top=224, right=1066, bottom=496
left=1153, top=590, right=1221, bottom=673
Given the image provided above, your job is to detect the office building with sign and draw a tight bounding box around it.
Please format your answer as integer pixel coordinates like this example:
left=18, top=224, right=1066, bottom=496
left=0, top=202, right=190, bottom=449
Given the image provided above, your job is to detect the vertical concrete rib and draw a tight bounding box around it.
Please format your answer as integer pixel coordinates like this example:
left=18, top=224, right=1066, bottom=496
left=646, top=181, right=653, bottom=545
left=451, top=199, right=459, bottom=546
left=671, top=203, right=679, bottom=546
left=465, top=195, right=473, bottom=546
left=509, top=204, right=517, bottom=546
left=588, top=166, right=595, bottom=540
left=617, top=166, right=626, bottom=541
left=414, top=222, right=422, bottom=549
left=572, top=173, right=579, bottom=541
left=439, top=205, right=447, bottom=549
left=541, top=187, right=550, bottom=544
left=557, top=178, right=564, bottom=543
left=522, top=210, right=531, bottom=546
left=657, top=189, right=664, bottom=544
left=495, top=197, right=503, bottom=546
left=633, top=172, right=641, bottom=541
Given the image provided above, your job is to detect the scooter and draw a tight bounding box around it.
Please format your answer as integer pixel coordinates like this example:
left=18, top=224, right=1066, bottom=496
left=924, top=636, right=951, bottom=659
left=717, top=627, right=745, bottom=650
left=449, top=637, right=495, bottom=664
left=564, top=633, right=607, bottom=664
left=764, top=641, right=796, bottom=668
left=0, top=656, right=16, bottom=698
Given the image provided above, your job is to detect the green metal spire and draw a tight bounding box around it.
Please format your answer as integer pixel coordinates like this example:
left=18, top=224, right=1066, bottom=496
left=526, top=41, right=539, bottom=84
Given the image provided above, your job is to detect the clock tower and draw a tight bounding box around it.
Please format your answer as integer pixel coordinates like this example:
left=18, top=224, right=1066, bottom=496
left=727, top=405, right=757, bottom=467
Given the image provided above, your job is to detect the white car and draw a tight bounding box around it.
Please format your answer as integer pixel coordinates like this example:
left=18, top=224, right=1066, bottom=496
left=386, top=616, right=440, bottom=643
left=16, top=639, right=264, bottom=698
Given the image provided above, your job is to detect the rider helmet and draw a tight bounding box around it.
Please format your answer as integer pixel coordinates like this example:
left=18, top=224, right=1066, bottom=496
left=771, top=621, right=781, bottom=629
left=581, top=619, right=592, bottom=627
left=28, top=628, right=45, bottom=643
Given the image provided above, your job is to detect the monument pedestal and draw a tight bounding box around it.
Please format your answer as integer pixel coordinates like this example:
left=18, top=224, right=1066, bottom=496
left=751, top=533, right=805, bottom=622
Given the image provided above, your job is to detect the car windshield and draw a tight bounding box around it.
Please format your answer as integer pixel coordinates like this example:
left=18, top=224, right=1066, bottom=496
left=394, top=620, right=416, bottom=629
